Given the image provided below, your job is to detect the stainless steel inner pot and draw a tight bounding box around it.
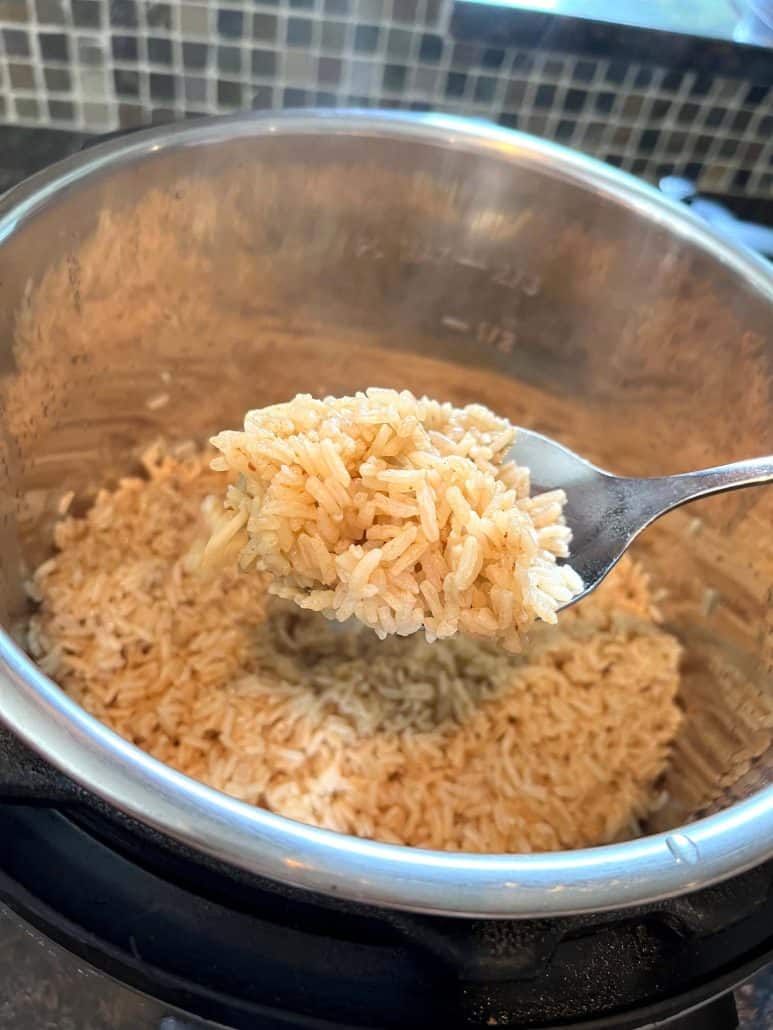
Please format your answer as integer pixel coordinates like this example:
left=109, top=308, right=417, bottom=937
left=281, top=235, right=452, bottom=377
left=0, top=112, right=771, bottom=918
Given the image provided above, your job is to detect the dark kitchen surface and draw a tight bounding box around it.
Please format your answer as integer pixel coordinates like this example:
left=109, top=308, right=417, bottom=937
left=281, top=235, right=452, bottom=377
left=0, top=123, right=770, bottom=1029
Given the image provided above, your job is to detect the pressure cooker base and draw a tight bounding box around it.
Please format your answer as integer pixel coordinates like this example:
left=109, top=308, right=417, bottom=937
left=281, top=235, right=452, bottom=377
left=0, top=801, right=770, bottom=1029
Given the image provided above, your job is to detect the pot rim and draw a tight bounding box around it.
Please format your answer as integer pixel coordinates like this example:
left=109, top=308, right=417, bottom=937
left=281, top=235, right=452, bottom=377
left=1, top=110, right=771, bottom=919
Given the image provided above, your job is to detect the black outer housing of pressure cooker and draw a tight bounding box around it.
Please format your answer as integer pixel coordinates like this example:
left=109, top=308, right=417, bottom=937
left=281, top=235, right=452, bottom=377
left=0, top=728, right=771, bottom=1030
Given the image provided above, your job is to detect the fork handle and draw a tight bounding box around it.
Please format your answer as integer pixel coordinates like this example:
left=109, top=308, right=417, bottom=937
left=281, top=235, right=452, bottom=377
left=636, top=455, right=773, bottom=521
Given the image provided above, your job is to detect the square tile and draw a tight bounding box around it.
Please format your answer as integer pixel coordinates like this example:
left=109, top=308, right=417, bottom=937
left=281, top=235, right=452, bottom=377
left=148, top=37, right=173, bottom=64
left=555, top=119, right=576, bottom=142
left=251, top=48, right=277, bottom=77
left=412, top=65, right=437, bottom=93
left=621, top=94, right=644, bottom=118
left=15, top=97, right=41, bottom=119
left=77, top=36, right=105, bottom=66
left=3, top=29, right=30, bottom=56
left=184, top=75, right=207, bottom=102
left=72, top=0, right=101, bottom=27
left=151, top=107, right=175, bottom=124
left=392, top=0, right=417, bottom=24
left=604, top=61, right=627, bottom=85
left=320, top=20, right=346, bottom=50
left=283, top=86, right=307, bottom=106
left=665, top=130, right=686, bottom=153
left=218, top=44, right=241, bottom=73
left=744, top=83, right=768, bottom=106
left=113, top=68, right=140, bottom=96
left=473, top=75, right=495, bottom=104
left=525, top=114, right=547, bottom=135
left=252, top=84, right=273, bottom=108
left=582, top=122, right=605, bottom=146
left=146, top=3, right=172, bottom=29
left=542, top=57, right=564, bottom=79
left=48, top=98, right=74, bottom=120
left=356, top=0, right=383, bottom=17
left=318, top=55, right=342, bottom=85
left=183, top=42, right=208, bottom=68
left=676, top=100, right=699, bottom=123
left=481, top=47, right=504, bottom=70
left=150, top=71, right=175, bottom=100
left=287, top=16, right=312, bottom=46
left=419, top=33, right=443, bottom=63
left=574, top=59, right=595, bottom=83
left=638, top=128, right=660, bottom=151
left=285, top=50, right=314, bottom=79
left=534, top=84, right=555, bottom=109
left=350, top=59, right=373, bottom=92
left=217, top=8, right=244, bottom=38
left=445, top=71, right=465, bottom=98
left=386, top=27, right=411, bottom=60
left=731, top=109, right=752, bottom=133
left=35, top=0, right=66, bottom=24
left=0, top=1, right=29, bottom=24
left=39, top=32, right=70, bottom=61
left=252, top=12, right=277, bottom=42
left=44, top=65, right=70, bottom=90
left=82, top=101, right=110, bottom=125
left=705, top=106, right=727, bottom=128
left=689, top=74, right=712, bottom=97
left=511, top=52, right=534, bottom=74
left=354, top=24, right=379, bottom=53
left=217, top=79, right=242, bottom=106
left=112, top=34, right=138, bottom=61
left=180, top=4, right=209, bottom=34
left=423, top=0, right=442, bottom=25
left=505, top=80, right=526, bottom=107
left=118, top=102, right=144, bottom=127
left=9, top=62, right=35, bottom=89
left=452, top=43, right=479, bottom=68
left=109, top=0, right=137, bottom=28
left=383, top=63, right=407, bottom=93
left=661, top=70, right=683, bottom=92
left=741, top=141, right=763, bottom=162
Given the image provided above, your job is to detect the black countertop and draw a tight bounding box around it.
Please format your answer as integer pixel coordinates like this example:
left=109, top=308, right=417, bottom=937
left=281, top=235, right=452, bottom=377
left=0, top=121, right=770, bottom=1030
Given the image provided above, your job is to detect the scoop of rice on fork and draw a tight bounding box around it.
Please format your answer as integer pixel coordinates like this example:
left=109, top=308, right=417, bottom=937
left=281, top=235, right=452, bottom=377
left=205, top=389, right=582, bottom=651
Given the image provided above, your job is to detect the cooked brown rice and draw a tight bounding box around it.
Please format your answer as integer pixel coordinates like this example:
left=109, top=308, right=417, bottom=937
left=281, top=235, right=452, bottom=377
left=26, top=444, right=683, bottom=853
left=206, top=390, right=582, bottom=652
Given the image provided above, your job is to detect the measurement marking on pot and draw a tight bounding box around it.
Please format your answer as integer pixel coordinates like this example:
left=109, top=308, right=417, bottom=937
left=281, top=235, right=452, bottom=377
left=442, top=316, right=470, bottom=332
left=454, top=256, right=488, bottom=270
left=666, top=833, right=700, bottom=865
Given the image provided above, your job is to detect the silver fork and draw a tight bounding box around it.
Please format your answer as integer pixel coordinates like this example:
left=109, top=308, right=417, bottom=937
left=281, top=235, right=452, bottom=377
left=512, top=429, right=773, bottom=610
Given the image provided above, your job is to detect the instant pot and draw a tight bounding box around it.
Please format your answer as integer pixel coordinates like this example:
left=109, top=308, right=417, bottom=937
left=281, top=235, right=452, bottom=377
left=0, top=112, right=771, bottom=1028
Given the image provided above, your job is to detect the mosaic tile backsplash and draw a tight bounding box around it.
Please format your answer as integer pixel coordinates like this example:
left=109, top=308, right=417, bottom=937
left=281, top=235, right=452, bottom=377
left=0, top=0, right=771, bottom=199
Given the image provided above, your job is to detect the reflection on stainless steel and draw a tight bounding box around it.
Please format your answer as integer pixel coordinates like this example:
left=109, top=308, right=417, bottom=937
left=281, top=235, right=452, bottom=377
left=514, top=428, right=773, bottom=610
left=0, top=112, right=770, bottom=918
